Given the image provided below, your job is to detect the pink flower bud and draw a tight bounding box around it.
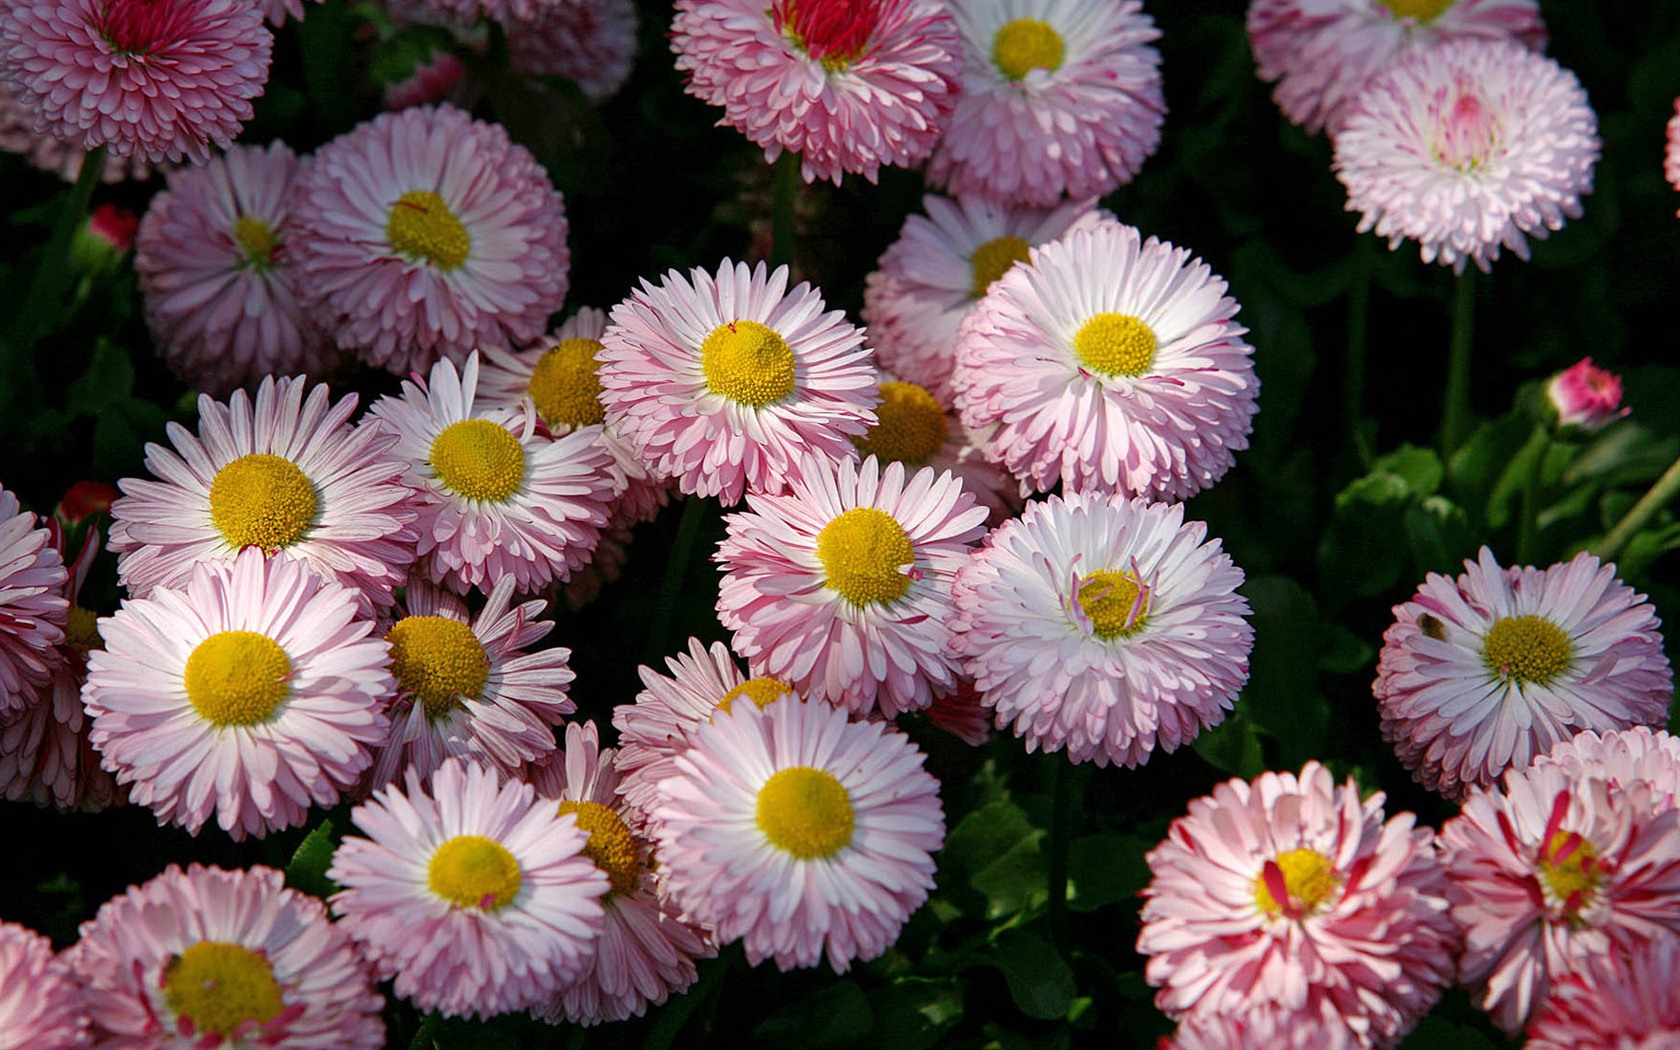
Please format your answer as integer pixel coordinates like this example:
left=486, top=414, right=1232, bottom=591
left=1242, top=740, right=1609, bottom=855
left=55, top=480, right=119, bottom=527
left=87, top=203, right=138, bottom=253
left=1546, top=357, right=1629, bottom=432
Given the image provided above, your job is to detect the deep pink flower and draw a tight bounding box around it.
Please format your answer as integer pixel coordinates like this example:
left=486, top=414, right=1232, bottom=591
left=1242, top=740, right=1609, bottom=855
left=1546, top=357, right=1629, bottom=432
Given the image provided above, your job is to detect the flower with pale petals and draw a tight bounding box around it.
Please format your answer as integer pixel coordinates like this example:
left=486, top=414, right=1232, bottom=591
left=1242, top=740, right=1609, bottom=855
left=0, top=921, right=86, bottom=1049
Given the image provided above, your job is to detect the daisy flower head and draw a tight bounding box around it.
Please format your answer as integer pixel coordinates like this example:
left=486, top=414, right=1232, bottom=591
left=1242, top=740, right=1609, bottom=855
left=1166, top=1000, right=1366, bottom=1050
left=1138, top=762, right=1457, bottom=1049
left=1526, top=938, right=1680, bottom=1050
left=852, top=376, right=1021, bottom=527
left=508, top=0, right=639, bottom=103
left=716, top=454, right=988, bottom=718
left=0, top=481, right=67, bottom=715
left=288, top=103, right=571, bottom=377
left=528, top=721, right=714, bottom=1026
left=650, top=697, right=944, bottom=973
left=1246, top=0, right=1546, bottom=138
left=1334, top=38, right=1600, bottom=274
left=1373, top=546, right=1672, bottom=801
left=0, top=0, right=272, bottom=165
left=927, top=0, right=1164, bottom=207
left=83, top=547, right=392, bottom=840
left=65, top=864, right=384, bottom=1048
left=0, top=81, right=158, bottom=184
left=950, top=492, right=1252, bottom=767
left=1438, top=758, right=1680, bottom=1034
left=598, top=259, right=878, bottom=505
left=106, top=374, right=417, bottom=616
left=671, top=0, right=961, bottom=186
left=1531, top=726, right=1680, bottom=818
left=135, top=141, right=332, bottom=396
left=370, top=352, right=621, bottom=595
left=328, top=756, right=610, bottom=1020
left=0, top=921, right=86, bottom=1049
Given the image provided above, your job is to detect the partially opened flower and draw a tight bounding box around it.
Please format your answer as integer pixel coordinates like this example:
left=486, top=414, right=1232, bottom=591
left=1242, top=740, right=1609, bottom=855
left=1373, top=546, right=1672, bottom=800
left=0, top=482, right=66, bottom=715
left=1334, top=38, right=1599, bottom=273
left=1138, top=762, right=1457, bottom=1049
left=0, top=921, right=85, bottom=1049
left=1526, top=939, right=1680, bottom=1050
left=508, top=0, right=639, bottom=103
left=649, top=698, right=944, bottom=973
left=1545, top=357, right=1628, bottom=432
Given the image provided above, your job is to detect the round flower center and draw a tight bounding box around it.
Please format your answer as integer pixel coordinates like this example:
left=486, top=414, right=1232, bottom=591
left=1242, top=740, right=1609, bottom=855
left=969, top=234, right=1032, bottom=297
left=232, top=215, right=278, bottom=268
left=386, top=616, right=489, bottom=719
left=98, top=0, right=195, bottom=55
left=528, top=337, right=606, bottom=430
left=817, top=507, right=915, bottom=607
left=66, top=605, right=103, bottom=652
left=1435, top=89, right=1501, bottom=172
left=428, top=835, right=523, bottom=910
left=429, top=419, right=525, bottom=502
left=183, top=631, right=290, bottom=727
left=208, top=453, right=318, bottom=551
left=1482, top=614, right=1573, bottom=686
left=993, top=18, right=1065, bottom=81
left=854, top=381, right=948, bottom=465
left=1380, top=0, right=1454, bottom=22
left=162, top=942, right=284, bottom=1040
left=1538, top=829, right=1603, bottom=917
left=756, top=766, right=854, bottom=860
left=777, top=0, right=880, bottom=73
left=701, top=320, right=797, bottom=407
left=1074, top=313, right=1157, bottom=378
left=716, top=675, right=794, bottom=715
left=387, top=190, right=470, bottom=270
left=557, top=800, right=642, bottom=897
left=1075, top=570, right=1149, bottom=640
left=1253, top=848, right=1342, bottom=919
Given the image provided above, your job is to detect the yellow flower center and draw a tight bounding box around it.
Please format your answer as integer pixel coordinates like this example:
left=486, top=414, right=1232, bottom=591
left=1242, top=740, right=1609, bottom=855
left=1538, top=829, right=1603, bottom=918
left=756, top=766, right=854, bottom=859
left=701, top=319, right=797, bottom=407
left=528, top=337, right=606, bottom=430
left=429, top=419, right=526, bottom=502
left=1380, top=0, right=1455, bottom=22
left=1074, top=313, right=1157, bottom=378
left=816, top=507, right=914, bottom=607
left=992, top=18, right=1064, bottom=81
left=386, top=615, right=489, bottom=719
left=1075, top=570, right=1149, bottom=640
left=183, top=631, right=290, bottom=727
left=207, top=453, right=318, bottom=551
left=428, top=834, right=523, bottom=910
left=557, top=800, right=642, bottom=897
left=716, top=675, right=794, bottom=715
left=1254, top=847, right=1342, bottom=918
left=231, top=215, right=278, bottom=268
left=387, top=190, right=470, bottom=270
left=969, top=234, right=1032, bottom=297
left=1482, top=614, right=1573, bottom=686
left=66, top=605, right=102, bottom=652
left=162, top=941, right=285, bottom=1040
left=854, top=381, right=948, bottom=466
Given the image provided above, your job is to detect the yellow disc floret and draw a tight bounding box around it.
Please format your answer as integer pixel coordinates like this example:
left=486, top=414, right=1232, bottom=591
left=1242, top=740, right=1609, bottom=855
left=854, top=381, right=948, bottom=465
left=429, top=419, right=526, bottom=502
left=387, top=190, right=470, bottom=270
left=969, top=235, right=1032, bottom=297
left=183, top=630, right=291, bottom=727
left=716, top=675, right=794, bottom=715
left=1380, top=0, right=1455, bottom=22
left=1074, top=313, right=1157, bottom=378
left=1482, top=614, right=1574, bottom=686
left=232, top=215, right=278, bottom=268
left=993, top=18, right=1065, bottom=81
left=428, top=834, right=523, bottom=910
left=1253, top=847, right=1343, bottom=919
left=163, top=941, right=285, bottom=1039
left=558, top=800, right=642, bottom=897
left=1076, top=570, right=1149, bottom=640
left=528, top=337, right=607, bottom=430
left=1538, top=829, right=1603, bottom=918
left=208, top=453, right=319, bottom=551
left=701, top=319, right=797, bottom=407
left=756, top=766, right=854, bottom=859
left=386, top=615, right=490, bottom=719
left=66, top=605, right=102, bottom=652
left=816, top=507, right=915, bottom=607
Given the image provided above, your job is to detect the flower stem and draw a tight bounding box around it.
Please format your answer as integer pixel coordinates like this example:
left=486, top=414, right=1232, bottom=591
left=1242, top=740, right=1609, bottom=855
left=769, top=150, right=800, bottom=272
left=9, top=144, right=106, bottom=352
left=1516, top=424, right=1549, bottom=566
left=645, top=495, right=710, bottom=664
left=1592, top=452, right=1680, bottom=564
left=1442, top=270, right=1476, bottom=460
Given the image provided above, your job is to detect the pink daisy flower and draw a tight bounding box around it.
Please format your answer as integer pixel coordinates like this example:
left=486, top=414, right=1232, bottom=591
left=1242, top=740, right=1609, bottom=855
left=328, top=757, right=609, bottom=1020
left=382, top=48, right=466, bottom=110
left=508, top=0, right=639, bottom=103
left=106, top=374, right=417, bottom=616
left=598, top=259, right=878, bottom=505
left=135, top=141, right=332, bottom=395
left=1165, top=1000, right=1362, bottom=1050
left=1438, top=758, right=1680, bottom=1034
left=65, top=864, right=384, bottom=1048
left=1246, top=0, right=1546, bottom=137
left=951, top=492, right=1252, bottom=767
left=1526, top=938, right=1680, bottom=1050
left=1373, top=546, right=1672, bottom=801
left=1531, top=726, right=1680, bottom=816
left=1667, top=97, right=1680, bottom=213
left=366, top=574, right=574, bottom=791
left=926, top=0, right=1164, bottom=206
left=672, top=0, right=962, bottom=185
left=0, top=921, right=86, bottom=1049
left=287, top=103, right=570, bottom=377
left=853, top=376, right=1021, bottom=527
left=952, top=221, right=1259, bottom=502
left=716, top=455, right=988, bottom=718
left=1138, top=762, right=1457, bottom=1049
left=612, top=636, right=800, bottom=817
left=0, top=0, right=272, bottom=164
left=862, top=193, right=1113, bottom=404
left=649, top=698, right=944, bottom=972
left=0, top=82, right=157, bottom=183
left=528, top=722, right=714, bottom=1026
left=368, top=352, right=621, bottom=595
left=0, top=482, right=67, bottom=715
left=1334, top=38, right=1600, bottom=274
left=83, top=548, right=392, bottom=840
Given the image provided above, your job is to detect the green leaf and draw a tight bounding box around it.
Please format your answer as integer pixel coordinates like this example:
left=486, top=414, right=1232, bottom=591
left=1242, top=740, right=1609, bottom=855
left=1402, top=495, right=1475, bottom=577
left=1369, top=444, right=1443, bottom=496
left=988, top=928, right=1076, bottom=1022
left=940, top=800, right=1047, bottom=920
left=1065, top=832, right=1151, bottom=914
left=1238, top=576, right=1329, bottom=768
left=753, top=980, right=873, bottom=1050
left=866, top=978, right=963, bottom=1050
left=1192, top=709, right=1265, bottom=778
left=1447, top=414, right=1532, bottom=525
left=1395, top=1015, right=1501, bottom=1050
left=1318, top=623, right=1374, bottom=675
left=285, top=818, right=340, bottom=899
left=65, top=337, right=134, bottom=418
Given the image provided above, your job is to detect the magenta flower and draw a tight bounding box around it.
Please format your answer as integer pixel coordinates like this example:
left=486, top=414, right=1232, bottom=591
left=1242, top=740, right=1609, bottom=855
left=1546, top=357, right=1629, bottom=432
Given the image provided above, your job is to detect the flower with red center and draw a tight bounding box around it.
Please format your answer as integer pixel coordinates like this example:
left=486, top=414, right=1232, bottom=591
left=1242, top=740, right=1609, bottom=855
left=0, top=0, right=272, bottom=164
left=0, top=482, right=67, bottom=717
left=1545, top=357, right=1629, bottom=432
left=1526, top=939, right=1680, bottom=1050
left=0, top=921, right=86, bottom=1049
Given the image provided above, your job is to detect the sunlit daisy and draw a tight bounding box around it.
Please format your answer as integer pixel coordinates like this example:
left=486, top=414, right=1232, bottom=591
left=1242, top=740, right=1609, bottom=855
left=0, top=921, right=85, bottom=1049
left=0, top=482, right=66, bottom=715
left=1526, top=939, right=1680, bottom=1050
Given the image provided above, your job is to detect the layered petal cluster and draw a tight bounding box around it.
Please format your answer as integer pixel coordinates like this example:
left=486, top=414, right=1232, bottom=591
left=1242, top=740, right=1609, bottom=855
left=0, top=483, right=67, bottom=715
left=0, top=921, right=86, bottom=1049
left=1526, top=939, right=1680, bottom=1050
left=0, top=82, right=157, bottom=183
left=1530, top=726, right=1680, bottom=816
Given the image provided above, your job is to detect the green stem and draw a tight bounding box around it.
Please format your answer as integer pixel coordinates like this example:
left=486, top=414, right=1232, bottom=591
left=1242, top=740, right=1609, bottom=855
left=769, top=150, right=801, bottom=271
left=1442, top=271, right=1476, bottom=460
left=10, top=144, right=106, bottom=351
left=1592, top=451, right=1680, bottom=564
left=1047, top=756, right=1076, bottom=952
left=1345, top=245, right=1372, bottom=466
left=645, top=496, right=709, bottom=664
left=1516, top=424, right=1550, bottom=566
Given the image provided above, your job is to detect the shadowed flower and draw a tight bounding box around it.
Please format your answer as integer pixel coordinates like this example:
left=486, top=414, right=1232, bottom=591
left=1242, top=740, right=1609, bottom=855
left=0, top=482, right=67, bottom=717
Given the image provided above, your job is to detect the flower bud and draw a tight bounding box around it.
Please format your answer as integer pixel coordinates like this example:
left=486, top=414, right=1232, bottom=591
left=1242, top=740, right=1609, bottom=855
left=1546, top=357, right=1629, bottom=432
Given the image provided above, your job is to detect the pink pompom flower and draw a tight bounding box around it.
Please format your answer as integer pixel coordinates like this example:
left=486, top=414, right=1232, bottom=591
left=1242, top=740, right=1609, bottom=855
left=0, top=921, right=86, bottom=1049
left=1545, top=357, right=1629, bottom=432
left=1526, top=938, right=1680, bottom=1050
left=508, top=0, right=639, bottom=103
left=0, top=482, right=67, bottom=716
left=0, top=82, right=158, bottom=183
left=1531, top=726, right=1680, bottom=817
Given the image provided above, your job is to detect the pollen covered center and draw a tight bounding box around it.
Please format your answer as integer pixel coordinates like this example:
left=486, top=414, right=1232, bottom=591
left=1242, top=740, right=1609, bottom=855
left=558, top=800, right=642, bottom=897
left=429, top=419, right=526, bottom=502
left=1254, top=847, right=1343, bottom=919
left=757, top=766, right=855, bottom=859
left=993, top=18, right=1065, bottom=81
left=387, top=190, right=470, bottom=270
left=854, top=381, right=948, bottom=465
left=232, top=215, right=278, bottom=268
left=529, top=337, right=606, bottom=430
left=716, top=675, right=794, bottom=715
left=183, top=630, right=290, bottom=727
left=701, top=319, right=797, bottom=407
left=66, top=605, right=103, bottom=652
left=208, top=453, right=318, bottom=551
left=1538, top=829, right=1603, bottom=916
left=969, top=235, right=1032, bottom=297
left=1380, top=0, right=1455, bottom=23
left=428, top=834, right=523, bottom=910
left=817, top=507, right=915, bottom=607
left=1074, top=313, right=1157, bottom=378
left=1483, top=614, right=1573, bottom=686
left=162, top=941, right=285, bottom=1040
left=1076, top=570, right=1149, bottom=640
left=386, top=615, right=490, bottom=719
